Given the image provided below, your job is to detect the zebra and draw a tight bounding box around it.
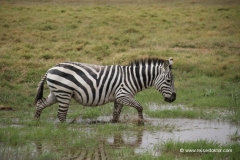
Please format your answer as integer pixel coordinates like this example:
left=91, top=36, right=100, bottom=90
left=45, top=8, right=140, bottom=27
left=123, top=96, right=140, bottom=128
left=34, top=57, right=176, bottom=123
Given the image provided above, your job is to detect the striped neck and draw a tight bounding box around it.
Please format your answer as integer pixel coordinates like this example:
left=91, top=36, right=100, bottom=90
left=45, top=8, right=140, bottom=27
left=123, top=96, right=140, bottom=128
left=123, top=59, right=165, bottom=94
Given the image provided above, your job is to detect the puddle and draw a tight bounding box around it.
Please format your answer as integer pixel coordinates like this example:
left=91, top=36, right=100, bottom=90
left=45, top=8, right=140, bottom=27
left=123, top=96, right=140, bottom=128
left=135, top=118, right=239, bottom=155
left=149, top=118, right=238, bottom=143
left=69, top=115, right=239, bottom=155
left=148, top=103, right=190, bottom=111
left=147, top=103, right=232, bottom=119
left=68, top=115, right=239, bottom=145
left=1, top=116, right=239, bottom=159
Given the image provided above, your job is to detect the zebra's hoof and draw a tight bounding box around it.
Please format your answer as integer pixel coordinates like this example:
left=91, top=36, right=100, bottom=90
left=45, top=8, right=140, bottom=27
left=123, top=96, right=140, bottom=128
left=34, top=116, right=40, bottom=120
left=111, top=119, right=119, bottom=123
left=137, top=119, right=145, bottom=126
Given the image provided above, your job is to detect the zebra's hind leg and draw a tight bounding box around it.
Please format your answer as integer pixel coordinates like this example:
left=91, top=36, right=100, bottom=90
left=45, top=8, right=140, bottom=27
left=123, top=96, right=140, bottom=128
left=35, top=92, right=57, bottom=119
left=57, top=104, right=70, bottom=122
left=112, top=102, right=123, bottom=123
left=56, top=93, right=72, bottom=122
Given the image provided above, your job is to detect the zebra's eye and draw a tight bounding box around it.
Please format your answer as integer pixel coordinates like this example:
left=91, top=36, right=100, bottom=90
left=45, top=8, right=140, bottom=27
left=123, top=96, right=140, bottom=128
left=166, top=79, right=171, bottom=83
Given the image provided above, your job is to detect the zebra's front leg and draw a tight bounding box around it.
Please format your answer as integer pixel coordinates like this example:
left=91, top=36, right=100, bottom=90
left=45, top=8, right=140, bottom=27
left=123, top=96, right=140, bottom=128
left=112, top=102, right=123, bottom=123
left=116, top=97, right=144, bottom=124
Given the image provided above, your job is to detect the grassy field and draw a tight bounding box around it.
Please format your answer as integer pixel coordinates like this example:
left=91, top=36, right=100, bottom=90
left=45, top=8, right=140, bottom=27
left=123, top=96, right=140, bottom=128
left=0, top=0, right=240, bottom=159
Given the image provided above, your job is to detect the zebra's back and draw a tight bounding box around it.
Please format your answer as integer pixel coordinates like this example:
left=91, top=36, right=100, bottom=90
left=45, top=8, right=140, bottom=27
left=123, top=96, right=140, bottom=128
left=46, top=62, right=122, bottom=106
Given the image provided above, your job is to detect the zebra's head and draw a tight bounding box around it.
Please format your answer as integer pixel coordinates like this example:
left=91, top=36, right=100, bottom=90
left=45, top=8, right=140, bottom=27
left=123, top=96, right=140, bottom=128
left=154, top=57, right=176, bottom=103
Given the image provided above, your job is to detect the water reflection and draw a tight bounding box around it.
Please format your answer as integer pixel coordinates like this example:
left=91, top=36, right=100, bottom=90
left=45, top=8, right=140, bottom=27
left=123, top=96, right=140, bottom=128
left=107, top=132, right=142, bottom=148
left=34, top=118, right=239, bottom=159
left=34, top=131, right=144, bottom=160
left=1, top=118, right=239, bottom=159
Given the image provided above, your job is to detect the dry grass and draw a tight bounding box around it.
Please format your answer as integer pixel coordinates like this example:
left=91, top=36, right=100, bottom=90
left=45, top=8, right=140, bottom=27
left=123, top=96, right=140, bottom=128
left=0, top=0, right=239, bottom=111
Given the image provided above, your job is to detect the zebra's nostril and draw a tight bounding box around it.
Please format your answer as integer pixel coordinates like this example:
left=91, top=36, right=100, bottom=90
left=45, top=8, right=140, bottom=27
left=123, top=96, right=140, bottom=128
left=164, top=93, right=176, bottom=103
left=164, top=97, right=171, bottom=102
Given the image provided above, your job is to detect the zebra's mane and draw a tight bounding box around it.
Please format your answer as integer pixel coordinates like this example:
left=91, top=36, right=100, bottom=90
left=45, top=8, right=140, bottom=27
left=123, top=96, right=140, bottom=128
left=128, top=58, right=166, bottom=67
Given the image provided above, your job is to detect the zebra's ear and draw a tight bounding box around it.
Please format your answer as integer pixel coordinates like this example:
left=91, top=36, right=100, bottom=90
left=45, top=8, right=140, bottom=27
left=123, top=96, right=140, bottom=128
left=168, top=57, right=173, bottom=66
left=168, top=57, right=173, bottom=69
left=163, top=60, right=170, bottom=72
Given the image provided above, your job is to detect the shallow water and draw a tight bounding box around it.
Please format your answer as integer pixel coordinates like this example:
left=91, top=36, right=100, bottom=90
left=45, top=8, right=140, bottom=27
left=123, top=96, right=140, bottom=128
left=150, top=118, right=238, bottom=144
left=1, top=116, right=239, bottom=159
left=134, top=118, right=239, bottom=155
left=148, top=103, right=189, bottom=111
left=72, top=115, right=239, bottom=155
left=147, top=103, right=232, bottom=118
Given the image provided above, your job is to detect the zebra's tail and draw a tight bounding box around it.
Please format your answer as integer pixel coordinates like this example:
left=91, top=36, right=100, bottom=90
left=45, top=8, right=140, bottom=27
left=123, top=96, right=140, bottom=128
left=34, top=73, right=48, bottom=105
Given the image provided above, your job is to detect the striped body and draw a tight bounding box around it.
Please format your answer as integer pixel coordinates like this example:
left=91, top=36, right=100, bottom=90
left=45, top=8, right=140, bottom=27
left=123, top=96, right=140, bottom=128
left=34, top=58, right=176, bottom=122
left=47, top=63, right=122, bottom=106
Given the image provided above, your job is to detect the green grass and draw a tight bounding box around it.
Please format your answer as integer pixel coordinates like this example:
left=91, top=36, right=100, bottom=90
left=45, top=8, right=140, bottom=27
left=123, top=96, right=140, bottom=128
left=1, top=1, right=240, bottom=111
left=0, top=0, right=240, bottom=159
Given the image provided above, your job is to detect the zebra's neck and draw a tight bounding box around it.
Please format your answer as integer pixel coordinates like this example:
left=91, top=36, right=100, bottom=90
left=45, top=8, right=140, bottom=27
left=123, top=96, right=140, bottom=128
left=122, top=64, right=159, bottom=94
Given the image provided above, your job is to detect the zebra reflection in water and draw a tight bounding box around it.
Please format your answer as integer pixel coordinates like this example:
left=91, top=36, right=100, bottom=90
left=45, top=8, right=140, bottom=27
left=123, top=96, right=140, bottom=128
left=34, top=130, right=143, bottom=160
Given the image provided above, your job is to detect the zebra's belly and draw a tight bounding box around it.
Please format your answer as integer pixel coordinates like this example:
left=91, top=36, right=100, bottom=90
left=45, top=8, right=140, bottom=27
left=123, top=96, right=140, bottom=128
left=73, top=91, right=116, bottom=106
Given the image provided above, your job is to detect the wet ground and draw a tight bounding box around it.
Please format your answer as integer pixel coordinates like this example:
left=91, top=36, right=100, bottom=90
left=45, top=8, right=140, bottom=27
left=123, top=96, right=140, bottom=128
left=71, top=115, right=239, bottom=156
left=135, top=118, right=239, bottom=155
left=1, top=115, right=239, bottom=159
left=0, top=108, right=240, bottom=159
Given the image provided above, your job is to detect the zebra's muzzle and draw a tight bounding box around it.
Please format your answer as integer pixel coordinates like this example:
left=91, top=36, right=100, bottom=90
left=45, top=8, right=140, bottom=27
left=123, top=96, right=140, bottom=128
left=164, top=92, right=176, bottom=103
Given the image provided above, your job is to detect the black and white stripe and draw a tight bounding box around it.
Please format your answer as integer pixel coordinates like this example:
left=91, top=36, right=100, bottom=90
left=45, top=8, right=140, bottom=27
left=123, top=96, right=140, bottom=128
left=34, top=58, right=176, bottom=122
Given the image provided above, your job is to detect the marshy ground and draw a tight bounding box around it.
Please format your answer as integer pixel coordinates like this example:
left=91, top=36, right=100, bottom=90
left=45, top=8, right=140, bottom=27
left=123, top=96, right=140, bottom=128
left=1, top=113, right=239, bottom=159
